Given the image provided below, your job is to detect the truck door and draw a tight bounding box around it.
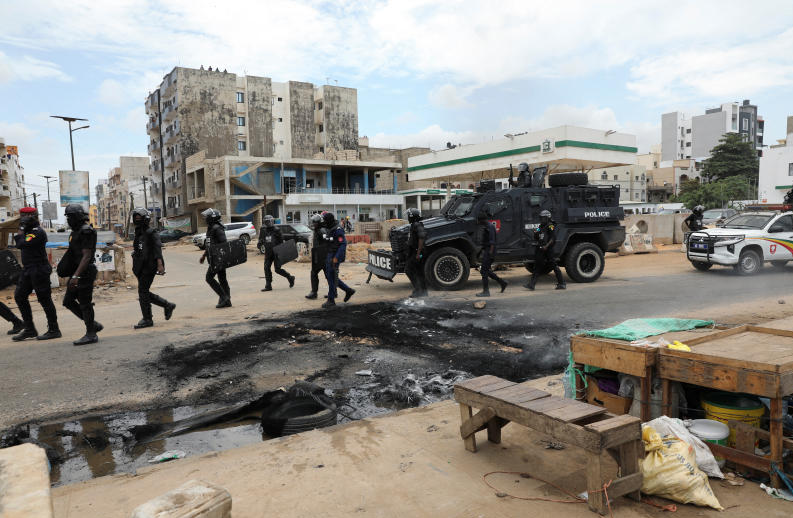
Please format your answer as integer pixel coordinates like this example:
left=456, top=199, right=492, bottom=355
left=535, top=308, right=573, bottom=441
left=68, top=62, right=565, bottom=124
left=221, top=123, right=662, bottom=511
left=767, top=214, right=793, bottom=260
left=482, top=194, right=522, bottom=260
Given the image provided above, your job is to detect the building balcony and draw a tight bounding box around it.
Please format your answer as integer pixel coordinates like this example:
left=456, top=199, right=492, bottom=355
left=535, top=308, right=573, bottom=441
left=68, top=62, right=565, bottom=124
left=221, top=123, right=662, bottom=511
left=187, top=188, right=207, bottom=204
left=315, top=132, right=324, bottom=147
left=148, top=140, right=161, bottom=154
left=164, top=126, right=179, bottom=144
left=150, top=162, right=161, bottom=175
left=145, top=94, right=159, bottom=113
left=314, top=110, right=324, bottom=124
left=147, top=117, right=160, bottom=133
left=164, top=154, right=179, bottom=168
left=162, top=103, right=177, bottom=122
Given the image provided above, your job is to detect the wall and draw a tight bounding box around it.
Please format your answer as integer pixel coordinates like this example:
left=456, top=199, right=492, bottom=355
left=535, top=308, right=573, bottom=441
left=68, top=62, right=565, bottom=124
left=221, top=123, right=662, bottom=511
left=758, top=144, right=793, bottom=204
left=661, top=112, right=682, bottom=162
left=691, top=110, right=728, bottom=159
left=272, top=82, right=292, bottom=158
left=623, top=213, right=689, bottom=244
left=246, top=75, right=273, bottom=157
left=322, top=85, right=358, bottom=152
left=288, top=81, right=315, bottom=158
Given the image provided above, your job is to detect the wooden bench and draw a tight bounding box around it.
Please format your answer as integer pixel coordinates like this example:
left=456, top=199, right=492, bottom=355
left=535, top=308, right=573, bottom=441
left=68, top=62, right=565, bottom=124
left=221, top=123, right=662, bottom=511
left=454, top=375, right=643, bottom=515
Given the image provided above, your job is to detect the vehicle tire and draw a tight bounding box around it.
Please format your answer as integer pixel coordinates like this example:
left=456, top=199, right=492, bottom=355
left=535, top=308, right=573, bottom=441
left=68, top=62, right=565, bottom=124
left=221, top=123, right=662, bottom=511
left=564, top=242, right=605, bottom=283
left=771, top=260, right=789, bottom=269
left=691, top=261, right=713, bottom=271
left=197, top=243, right=206, bottom=250
left=261, top=397, right=337, bottom=436
left=258, top=243, right=267, bottom=255
left=423, top=247, right=470, bottom=290
left=240, top=234, right=251, bottom=245
left=548, top=172, right=589, bottom=187
left=734, top=249, right=762, bottom=275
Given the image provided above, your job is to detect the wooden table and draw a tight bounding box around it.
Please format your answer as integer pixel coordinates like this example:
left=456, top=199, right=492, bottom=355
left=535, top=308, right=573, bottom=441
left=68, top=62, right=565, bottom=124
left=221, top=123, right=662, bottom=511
left=659, top=325, right=793, bottom=488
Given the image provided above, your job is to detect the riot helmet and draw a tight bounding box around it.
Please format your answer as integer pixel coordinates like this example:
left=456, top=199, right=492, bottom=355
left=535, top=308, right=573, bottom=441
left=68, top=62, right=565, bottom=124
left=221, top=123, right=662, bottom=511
left=263, top=215, right=275, bottom=228
left=201, top=208, right=221, bottom=224
left=310, top=213, right=323, bottom=230
left=65, top=204, right=88, bottom=230
left=693, top=205, right=704, bottom=215
left=518, top=162, right=530, bottom=174
left=322, top=211, right=336, bottom=228
left=131, top=207, right=151, bottom=227
left=406, top=207, right=421, bottom=223
left=540, top=209, right=552, bottom=225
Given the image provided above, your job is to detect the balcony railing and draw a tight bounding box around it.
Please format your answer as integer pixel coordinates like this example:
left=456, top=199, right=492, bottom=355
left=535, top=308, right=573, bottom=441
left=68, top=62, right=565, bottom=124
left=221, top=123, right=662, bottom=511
left=164, top=153, right=180, bottom=168
left=164, top=126, right=179, bottom=144
left=148, top=140, right=161, bottom=154
left=162, top=103, right=177, bottom=121
left=286, top=187, right=396, bottom=195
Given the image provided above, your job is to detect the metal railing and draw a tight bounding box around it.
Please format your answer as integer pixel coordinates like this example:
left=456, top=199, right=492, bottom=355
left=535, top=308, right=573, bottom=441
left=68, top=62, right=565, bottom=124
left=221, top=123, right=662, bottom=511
left=285, top=187, right=396, bottom=195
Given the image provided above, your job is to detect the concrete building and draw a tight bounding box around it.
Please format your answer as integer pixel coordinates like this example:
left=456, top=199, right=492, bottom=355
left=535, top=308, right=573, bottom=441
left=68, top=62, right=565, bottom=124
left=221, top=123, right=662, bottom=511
left=101, top=156, right=151, bottom=233
left=587, top=165, right=647, bottom=203
left=662, top=99, right=764, bottom=161
left=406, top=126, right=637, bottom=189
left=0, top=138, right=27, bottom=219
left=95, top=180, right=108, bottom=229
left=758, top=116, right=793, bottom=205
left=645, top=159, right=702, bottom=202
left=145, top=67, right=359, bottom=219
left=636, top=145, right=662, bottom=170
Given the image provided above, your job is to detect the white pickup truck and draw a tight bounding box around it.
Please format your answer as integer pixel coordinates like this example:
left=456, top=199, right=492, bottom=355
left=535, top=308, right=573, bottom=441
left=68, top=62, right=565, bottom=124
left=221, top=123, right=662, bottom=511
left=686, top=211, right=793, bottom=275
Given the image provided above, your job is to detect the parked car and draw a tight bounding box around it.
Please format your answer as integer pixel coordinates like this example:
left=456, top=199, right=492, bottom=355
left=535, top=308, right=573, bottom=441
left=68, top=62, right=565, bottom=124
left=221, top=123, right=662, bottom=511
left=193, top=221, right=256, bottom=249
left=159, top=229, right=192, bottom=243
left=258, top=223, right=312, bottom=254
left=657, top=208, right=692, bottom=215
left=701, top=208, right=739, bottom=227
left=686, top=211, right=793, bottom=274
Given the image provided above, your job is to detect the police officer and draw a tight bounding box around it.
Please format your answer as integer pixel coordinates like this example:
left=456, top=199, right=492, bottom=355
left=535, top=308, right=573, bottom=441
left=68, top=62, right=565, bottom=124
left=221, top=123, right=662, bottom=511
left=258, top=215, right=295, bottom=292
left=404, top=208, right=428, bottom=298
left=476, top=210, right=507, bottom=297
left=322, top=212, right=355, bottom=308
left=528, top=210, right=566, bottom=291
left=131, top=208, right=175, bottom=329
left=199, top=208, right=232, bottom=308
left=59, top=204, right=103, bottom=345
left=685, top=205, right=705, bottom=232
left=12, top=207, right=60, bottom=340
left=305, top=213, right=327, bottom=299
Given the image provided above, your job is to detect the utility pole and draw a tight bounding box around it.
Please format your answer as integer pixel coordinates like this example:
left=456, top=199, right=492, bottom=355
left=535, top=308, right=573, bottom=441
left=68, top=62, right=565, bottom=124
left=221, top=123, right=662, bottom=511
left=126, top=193, right=135, bottom=239
left=32, top=193, right=38, bottom=214
left=142, top=177, right=149, bottom=211
left=41, top=175, right=57, bottom=229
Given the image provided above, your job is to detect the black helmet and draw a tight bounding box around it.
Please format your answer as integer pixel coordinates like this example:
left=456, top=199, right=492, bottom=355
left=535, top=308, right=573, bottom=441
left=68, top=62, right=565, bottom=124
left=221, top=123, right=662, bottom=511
left=310, top=213, right=323, bottom=229
left=406, top=207, right=421, bottom=223
left=518, top=162, right=530, bottom=173
left=131, top=207, right=151, bottom=226
left=65, top=204, right=88, bottom=229
left=540, top=209, right=552, bottom=224
left=263, top=215, right=275, bottom=228
left=693, top=205, right=704, bottom=214
left=322, top=211, right=336, bottom=228
left=201, top=208, right=221, bottom=224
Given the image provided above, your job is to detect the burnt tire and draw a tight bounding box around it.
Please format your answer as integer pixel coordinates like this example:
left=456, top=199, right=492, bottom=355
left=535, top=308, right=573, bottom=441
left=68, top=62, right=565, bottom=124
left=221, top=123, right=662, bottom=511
left=424, top=247, right=470, bottom=290
left=261, top=397, right=337, bottom=436
left=691, top=261, right=713, bottom=271
left=548, top=172, right=588, bottom=187
left=771, top=260, right=789, bottom=269
left=734, top=249, right=762, bottom=275
left=240, top=234, right=251, bottom=245
left=564, top=242, right=604, bottom=283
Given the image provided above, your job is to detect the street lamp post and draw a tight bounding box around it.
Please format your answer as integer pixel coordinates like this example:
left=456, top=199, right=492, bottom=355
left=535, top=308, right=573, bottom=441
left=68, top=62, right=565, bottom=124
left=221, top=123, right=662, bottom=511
left=50, top=116, right=89, bottom=171
left=41, top=175, right=57, bottom=229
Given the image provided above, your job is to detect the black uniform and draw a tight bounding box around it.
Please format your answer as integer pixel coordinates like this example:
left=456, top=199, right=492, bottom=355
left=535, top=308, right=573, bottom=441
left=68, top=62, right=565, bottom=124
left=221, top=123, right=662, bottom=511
left=684, top=212, right=704, bottom=231
left=59, top=223, right=99, bottom=332
left=205, top=222, right=231, bottom=302
left=405, top=219, right=427, bottom=295
left=529, top=222, right=565, bottom=289
left=309, top=227, right=328, bottom=294
left=13, top=225, right=58, bottom=331
left=478, top=220, right=506, bottom=293
left=258, top=226, right=292, bottom=287
left=132, top=226, right=172, bottom=320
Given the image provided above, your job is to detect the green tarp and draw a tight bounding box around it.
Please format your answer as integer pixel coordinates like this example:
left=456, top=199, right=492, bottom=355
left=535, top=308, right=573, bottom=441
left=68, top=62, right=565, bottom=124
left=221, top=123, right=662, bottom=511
left=580, top=318, right=715, bottom=342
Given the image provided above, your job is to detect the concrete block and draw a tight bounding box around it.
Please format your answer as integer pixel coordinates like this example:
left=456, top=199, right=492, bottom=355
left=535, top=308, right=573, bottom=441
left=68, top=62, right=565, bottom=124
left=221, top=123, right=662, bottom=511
left=129, top=479, right=231, bottom=518
left=0, top=443, right=54, bottom=518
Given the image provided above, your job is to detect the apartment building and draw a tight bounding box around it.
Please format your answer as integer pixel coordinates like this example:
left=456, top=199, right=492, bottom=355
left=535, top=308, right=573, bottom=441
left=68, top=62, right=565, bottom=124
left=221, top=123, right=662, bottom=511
left=586, top=165, right=647, bottom=203
left=0, top=138, right=27, bottom=219
left=662, top=99, right=764, bottom=161
left=101, top=156, right=151, bottom=232
left=145, top=67, right=359, bottom=219
left=758, top=115, right=793, bottom=205
left=95, top=180, right=107, bottom=228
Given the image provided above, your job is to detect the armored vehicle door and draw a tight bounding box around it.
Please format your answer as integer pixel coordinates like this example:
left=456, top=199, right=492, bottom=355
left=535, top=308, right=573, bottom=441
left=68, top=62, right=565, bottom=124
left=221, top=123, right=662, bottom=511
left=481, top=193, right=523, bottom=260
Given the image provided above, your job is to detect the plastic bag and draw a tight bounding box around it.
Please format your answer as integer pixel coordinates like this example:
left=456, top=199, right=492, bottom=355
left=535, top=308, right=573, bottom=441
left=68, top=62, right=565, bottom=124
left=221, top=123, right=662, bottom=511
left=644, top=416, right=723, bottom=479
left=640, top=426, right=723, bottom=510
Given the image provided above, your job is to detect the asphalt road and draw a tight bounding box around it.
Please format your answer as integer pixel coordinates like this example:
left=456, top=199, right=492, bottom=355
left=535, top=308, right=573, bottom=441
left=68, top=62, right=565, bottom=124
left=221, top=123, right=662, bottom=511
left=1, top=245, right=791, bottom=428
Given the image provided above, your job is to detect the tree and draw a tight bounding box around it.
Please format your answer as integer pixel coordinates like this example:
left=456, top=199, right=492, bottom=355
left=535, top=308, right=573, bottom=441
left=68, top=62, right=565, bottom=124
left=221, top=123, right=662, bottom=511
left=674, top=176, right=752, bottom=209
left=702, top=133, right=758, bottom=181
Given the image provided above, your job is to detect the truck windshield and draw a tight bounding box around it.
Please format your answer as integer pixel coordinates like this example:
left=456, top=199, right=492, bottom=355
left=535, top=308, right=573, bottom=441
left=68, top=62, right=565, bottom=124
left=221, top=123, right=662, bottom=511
left=440, top=197, right=457, bottom=215
left=722, top=214, right=773, bottom=229
left=449, top=196, right=475, bottom=217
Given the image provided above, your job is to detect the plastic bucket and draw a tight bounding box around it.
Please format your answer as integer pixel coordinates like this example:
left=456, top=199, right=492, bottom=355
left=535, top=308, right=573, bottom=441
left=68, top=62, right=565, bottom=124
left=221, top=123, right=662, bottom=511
left=702, top=392, right=764, bottom=447
left=689, top=419, right=730, bottom=468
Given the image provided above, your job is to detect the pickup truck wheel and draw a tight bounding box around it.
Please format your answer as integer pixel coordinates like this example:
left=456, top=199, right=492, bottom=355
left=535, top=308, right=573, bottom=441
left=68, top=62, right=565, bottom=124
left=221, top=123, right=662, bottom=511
left=240, top=234, right=251, bottom=245
left=564, top=242, right=604, bottom=283
left=771, top=260, right=789, bottom=269
left=691, top=261, right=713, bottom=271
left=424, top=247, right=470, bottom=290
left=734, top=249, right=761, bottom=275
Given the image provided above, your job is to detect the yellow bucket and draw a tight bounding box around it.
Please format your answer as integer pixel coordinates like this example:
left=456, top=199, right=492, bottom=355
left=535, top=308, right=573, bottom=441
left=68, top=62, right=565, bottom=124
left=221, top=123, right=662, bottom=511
left=702, top=392, right=765, bottom=447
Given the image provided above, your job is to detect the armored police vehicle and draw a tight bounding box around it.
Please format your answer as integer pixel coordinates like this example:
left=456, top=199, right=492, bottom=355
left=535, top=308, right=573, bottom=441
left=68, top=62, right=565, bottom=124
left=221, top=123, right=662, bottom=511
left=366, top=169, right=626, bottom=290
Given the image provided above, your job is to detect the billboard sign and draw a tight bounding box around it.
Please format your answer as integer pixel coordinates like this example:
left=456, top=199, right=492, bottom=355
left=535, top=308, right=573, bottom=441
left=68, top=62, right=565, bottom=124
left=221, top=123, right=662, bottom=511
left=42, top=201, right=58, bottom=221
left=6, top=145, right=18, bottom=156
left=59, top=170, right=90, bottom=209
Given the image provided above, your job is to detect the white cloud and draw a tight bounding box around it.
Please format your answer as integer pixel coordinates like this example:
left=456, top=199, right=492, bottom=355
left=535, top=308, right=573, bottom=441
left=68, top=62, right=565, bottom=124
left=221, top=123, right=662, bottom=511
left=0, top=51, right=70, bottom=83
left=428, top=84, right=473, bottom=109
left=368, top=124, right=476, bottom=150
left=97, top=79, right=128, bottom=106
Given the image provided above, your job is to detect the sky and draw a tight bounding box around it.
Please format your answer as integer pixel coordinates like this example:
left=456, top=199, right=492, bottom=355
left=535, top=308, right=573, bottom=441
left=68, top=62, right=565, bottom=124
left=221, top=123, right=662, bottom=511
left=1, top=0, right=793, bottom=211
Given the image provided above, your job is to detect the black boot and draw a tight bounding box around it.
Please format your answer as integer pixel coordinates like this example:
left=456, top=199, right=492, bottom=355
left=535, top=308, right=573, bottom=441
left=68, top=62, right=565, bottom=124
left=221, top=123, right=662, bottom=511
left=216, top=298, right=232, bottom=308
left=12, top=326, right=38, bottom=341
left=134, top=318, right=154, bottom=329
left=321, top=300, right=336, bottom=308
left=305, top=292, right=318, bottom=299
left=343, top=288, right=355, bottom=302
left=555, top=283, right=567, bottom=290
left=7, top=319, right=24, bottom=335
left=261, top=284, right=273, bottom=292
left=73, top=332, right=98, bottom=346
left=476, top=278, right=490, bottom=297
left=288, top=275, right=295, bottom=288
left=37, top=325, right=62, bottom=340
left=164, top=302, right=176, bottom=320
left=499, top=279, right=508, bottom=293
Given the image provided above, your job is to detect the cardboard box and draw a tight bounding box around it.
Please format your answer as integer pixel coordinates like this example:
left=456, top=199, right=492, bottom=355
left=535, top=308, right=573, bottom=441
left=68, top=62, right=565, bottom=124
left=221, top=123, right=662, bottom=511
left=586, top=376, right=632, bottom=415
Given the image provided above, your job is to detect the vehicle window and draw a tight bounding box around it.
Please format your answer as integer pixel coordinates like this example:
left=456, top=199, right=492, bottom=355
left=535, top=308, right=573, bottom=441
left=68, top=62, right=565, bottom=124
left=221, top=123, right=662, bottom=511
left=440, top=197, right=457, bottom=215
left=722, top=215, right=774, bottom=229
left=484, top=197, right=511, bottom=216
left=529, top=194, right=544, bottom=207
left=702, top=210, right=722, bottom=219
left=227, top=223, right=244, bottom=230
left=771, top=215, right=793, bottom=232
left=292, top=224, right=311, bottom=233
left=450, top=196, right=475, bottom=217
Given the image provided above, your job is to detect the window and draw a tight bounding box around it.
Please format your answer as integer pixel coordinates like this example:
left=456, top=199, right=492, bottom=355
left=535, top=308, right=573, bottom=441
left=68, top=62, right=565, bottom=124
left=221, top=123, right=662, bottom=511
left=319, top=146, right=324, bottom=153
left=742, top=119, right=749, bottom=131
left=237, top=116, right=245, bottom=126
left=601, top=172, right=607, bottom=180
left=278, top=117, right=283, bottom=122
left=316, top=101, right=323, bottom=110
left=318, top=124, right=324, bottom=133
left=686, top=142, right=691, bottom=147
left=635, top=176, right=639, bottom=181
left=279, top=140, right=284, bottom=145
left=277, top=97, right=283, bottom=102
left=237, top=141, right=246, bottom=151
left=613, top=175, right=618, bottom=181
left=236, top=92, right=244, bottom=103
left=772, top=215, right=793, bottom=232
left=484, top=196, right=511, bottom=216
left=686, top=128, right=691, bottom=134
left=788, top=163, right=793, bottom=176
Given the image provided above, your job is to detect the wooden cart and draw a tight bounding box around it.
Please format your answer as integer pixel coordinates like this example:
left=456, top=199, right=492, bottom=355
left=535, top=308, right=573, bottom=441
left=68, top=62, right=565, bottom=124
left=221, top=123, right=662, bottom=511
left=658, top=325, right=793, bottom=488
